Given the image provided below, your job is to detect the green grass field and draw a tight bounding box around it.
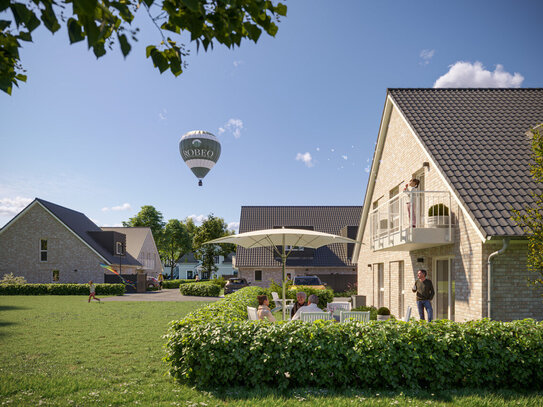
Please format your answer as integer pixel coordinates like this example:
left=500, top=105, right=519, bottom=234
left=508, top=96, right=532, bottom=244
left=1, top=296, right=542, bottom=406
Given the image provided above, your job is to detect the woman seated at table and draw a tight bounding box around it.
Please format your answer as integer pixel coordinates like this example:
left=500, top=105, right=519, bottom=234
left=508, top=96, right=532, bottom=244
left=257, top=295, right=276, bottom=322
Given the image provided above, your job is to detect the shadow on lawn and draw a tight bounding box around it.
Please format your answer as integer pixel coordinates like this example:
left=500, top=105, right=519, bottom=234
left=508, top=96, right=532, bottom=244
left=0, top=305, right=26, bottom=337
left=206, top=387, right=543, bottom=404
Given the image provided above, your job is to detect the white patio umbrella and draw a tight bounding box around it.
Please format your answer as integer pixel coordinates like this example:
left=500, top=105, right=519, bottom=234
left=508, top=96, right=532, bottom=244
left=205, top=228, right=359, bottom=320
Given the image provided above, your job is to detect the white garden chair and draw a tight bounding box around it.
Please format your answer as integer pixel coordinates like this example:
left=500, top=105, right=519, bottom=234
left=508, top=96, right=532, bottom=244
left=326, top=301, right=352, bottom=312
left=271, top=291, right=293, bottom=312
left=300, top=312, right=332, bottom=322
left=403, top=306, right=412, bottom=322
left=339, top=311, right=370, bottom=323
left=247, top=306, right=258, bottom=321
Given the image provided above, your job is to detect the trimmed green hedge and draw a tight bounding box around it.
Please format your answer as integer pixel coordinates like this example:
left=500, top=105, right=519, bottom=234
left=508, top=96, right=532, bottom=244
left=178, top=282, right=221, bottom=297
left=163, top=279, right=217, bottom=289
left=0, top=283, right=125, bottom=296
left=165, top=291, right=543, bottom=390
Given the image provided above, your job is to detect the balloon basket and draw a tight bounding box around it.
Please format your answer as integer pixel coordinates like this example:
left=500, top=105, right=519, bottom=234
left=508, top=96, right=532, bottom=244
left=198, top=180, right=203, bottom=186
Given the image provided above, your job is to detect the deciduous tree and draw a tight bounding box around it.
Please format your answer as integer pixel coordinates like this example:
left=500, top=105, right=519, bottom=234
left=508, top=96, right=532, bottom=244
left=512, top=125, right=543, bottom=294
left=160, top=218, right=192, bottom=271
left=0, top=0, right=287, bottom=94
left=123, top=205, right=165, bottom=248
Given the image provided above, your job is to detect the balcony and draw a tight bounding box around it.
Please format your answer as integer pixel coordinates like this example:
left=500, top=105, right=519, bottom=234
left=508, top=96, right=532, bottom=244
left=370, top=191, right=454, bottom=251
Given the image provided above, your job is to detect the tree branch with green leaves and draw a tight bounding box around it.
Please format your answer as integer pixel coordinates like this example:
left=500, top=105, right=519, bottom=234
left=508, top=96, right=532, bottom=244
left=0, top=0, right=287, bottom=94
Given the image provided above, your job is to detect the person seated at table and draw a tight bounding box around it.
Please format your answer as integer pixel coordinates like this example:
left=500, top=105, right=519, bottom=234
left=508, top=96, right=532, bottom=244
left=291, top=291, right=307, bottom=319
left=291, top=294, right=325, bottom=321
left=257, top=295, right=276, bottom=322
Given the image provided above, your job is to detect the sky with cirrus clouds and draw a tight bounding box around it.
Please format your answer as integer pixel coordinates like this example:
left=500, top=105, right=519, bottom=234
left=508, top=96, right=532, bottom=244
left=1, top=0, right=542, bottom=230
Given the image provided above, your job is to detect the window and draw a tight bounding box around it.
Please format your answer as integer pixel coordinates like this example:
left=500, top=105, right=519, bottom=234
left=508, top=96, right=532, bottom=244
left=285, top=245, right=304, bottom=252
left=52, top=270, right=59, bottom=282
left=116, top=242, right=123, bottom=255
left=375, top=263, right=384, bottom=307
left=255, top=270, right=262, bottom=281
left=40, top=239, right=48, bottom=262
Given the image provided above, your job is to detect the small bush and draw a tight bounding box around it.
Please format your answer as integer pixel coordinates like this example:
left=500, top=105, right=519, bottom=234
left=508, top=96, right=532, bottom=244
left=428, top=203, right=449, bottom=216
left=211, top=276, right=227, bottom=288
left=163, top=279, right=206, bottom=289
left=0, top=273, right=27, bottom=285
left=179, top=282, right=220, bottom=297
left=0, top=283, right=125, bottom=296
left=377, top=306, right=391, bottom=315
left=333, top=282, right=357, bottom=297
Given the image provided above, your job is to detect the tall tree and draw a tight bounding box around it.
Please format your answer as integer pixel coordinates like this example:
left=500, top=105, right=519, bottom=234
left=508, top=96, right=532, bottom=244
left=512, top=125, right=543, bottom=294
left=161, top=218, right=192, bottom=271
left=123, top=205, right=166, bottom=250
left=192, top=214, right=234, bottom=278
left=1, top=0, right=287, bottom=94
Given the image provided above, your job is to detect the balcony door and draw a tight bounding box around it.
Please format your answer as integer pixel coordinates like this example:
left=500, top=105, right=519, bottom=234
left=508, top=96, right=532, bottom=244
left=375, top=263, right=384, bottom=308
left=435, top=258, right=455, bottom=320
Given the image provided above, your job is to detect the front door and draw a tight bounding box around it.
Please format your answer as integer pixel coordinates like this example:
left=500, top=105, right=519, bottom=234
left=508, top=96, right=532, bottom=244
left=435, top=258, right=455, bottom=320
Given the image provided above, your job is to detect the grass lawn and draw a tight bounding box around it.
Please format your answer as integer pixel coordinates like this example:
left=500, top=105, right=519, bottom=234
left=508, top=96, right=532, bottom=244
left=1, top=296, right=542, bottom=406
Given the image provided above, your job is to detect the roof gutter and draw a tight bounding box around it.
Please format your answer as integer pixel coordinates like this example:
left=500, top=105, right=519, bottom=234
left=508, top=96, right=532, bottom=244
left=487, top=237, right=510, bottom=320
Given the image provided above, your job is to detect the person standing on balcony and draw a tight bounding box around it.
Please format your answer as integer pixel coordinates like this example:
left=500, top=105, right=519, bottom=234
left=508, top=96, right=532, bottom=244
left=404, top=178, right=420, bottom=227
left=412, top=269, right=434, bottom=321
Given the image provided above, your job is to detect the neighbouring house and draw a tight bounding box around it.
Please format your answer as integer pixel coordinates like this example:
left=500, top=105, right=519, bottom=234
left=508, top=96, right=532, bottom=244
left=0, top=198, right=141, bottom=283
left=353, top=88, right=543, bottom=322
left=235, top=206, right=362, bottom=291
left=165, top=251, right=236, bottom=280
left=101, top=227, right=163, bottom=278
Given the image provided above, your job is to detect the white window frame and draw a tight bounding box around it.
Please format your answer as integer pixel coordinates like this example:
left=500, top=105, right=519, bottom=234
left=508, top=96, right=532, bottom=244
left=40, top=239, right=48, bottom=262
left=116, top=242, right=123, bottom=255
left=434, top=256, right=455, bottom=321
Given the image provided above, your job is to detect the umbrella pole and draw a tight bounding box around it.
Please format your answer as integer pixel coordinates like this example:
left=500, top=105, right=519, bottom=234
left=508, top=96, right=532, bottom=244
left=282, top=235, right=286, bottom=321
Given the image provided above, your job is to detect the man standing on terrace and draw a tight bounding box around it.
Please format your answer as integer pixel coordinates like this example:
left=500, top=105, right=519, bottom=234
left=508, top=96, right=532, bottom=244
left=412, top=269, right=434, bottom=321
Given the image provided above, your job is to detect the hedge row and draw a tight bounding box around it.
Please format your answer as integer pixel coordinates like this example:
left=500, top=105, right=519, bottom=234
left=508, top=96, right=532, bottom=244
left=265, top=281, right=334, bottom=311
left=0, top=283, right=125, bottom=296
left=164, top=288, right=543, bottom=390
left=178, top=282, right=221, bottom=297
left=163, top=279, right=206, bottom=289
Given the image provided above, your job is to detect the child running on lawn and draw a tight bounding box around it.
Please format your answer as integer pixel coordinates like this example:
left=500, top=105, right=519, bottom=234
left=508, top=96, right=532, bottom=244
left=88, top=280, right=101, bottom=303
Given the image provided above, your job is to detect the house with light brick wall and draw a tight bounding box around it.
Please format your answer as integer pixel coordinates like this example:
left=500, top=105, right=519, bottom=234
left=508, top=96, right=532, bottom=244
left=353, top=88, right=543, bottom=322
left=0, top=198, right=141, bottom=283
left=235, top=206, right=361, bottom=291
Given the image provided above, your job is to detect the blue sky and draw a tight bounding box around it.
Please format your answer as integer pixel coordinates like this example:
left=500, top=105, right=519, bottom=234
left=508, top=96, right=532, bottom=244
left=1, top=0, right=542, bottom=231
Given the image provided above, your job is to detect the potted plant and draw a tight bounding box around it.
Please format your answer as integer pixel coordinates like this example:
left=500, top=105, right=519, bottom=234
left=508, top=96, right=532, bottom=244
left=376, top=307, right=391, bottom=321
left=427, top=203, right=450, bottom=227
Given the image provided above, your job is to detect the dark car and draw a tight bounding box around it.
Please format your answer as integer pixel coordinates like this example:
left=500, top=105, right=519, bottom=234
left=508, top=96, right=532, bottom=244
left=291, top=275, right=326, bottom=290
left=224, top=278, right=250, bottom=294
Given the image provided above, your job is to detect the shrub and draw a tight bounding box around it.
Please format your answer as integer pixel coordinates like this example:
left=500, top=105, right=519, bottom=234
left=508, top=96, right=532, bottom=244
left=211, top=276, right=227, bottom=288
left=353, top=305, right=378, bottom=320
left=165, top=317, right=543, bottom=390
left=0, top=273, right=27, bottom=285
left=428, top=203, right=449, bottom=216
left=377, top=307, right=390, bottom=315
left=162, top=279, right=207, bottom=289
left=179, top=282, right=220, bottom=297
left=0, top=283, right=125, bottom=296
left=333, top=282, right=357, bottom=297
left=286, top=287, right=334, bottom=310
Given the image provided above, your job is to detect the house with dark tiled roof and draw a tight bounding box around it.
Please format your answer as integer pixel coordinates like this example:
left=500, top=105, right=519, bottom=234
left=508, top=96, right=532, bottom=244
left=235, top=206, right=362, bottom=290
left=353, top=88, right=543, bottom=322
left=0, top=198, right=141, bottom=283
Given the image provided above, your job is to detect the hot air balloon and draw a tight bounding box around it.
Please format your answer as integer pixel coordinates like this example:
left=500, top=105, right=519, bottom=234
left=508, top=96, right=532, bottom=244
left=179, top=130, right=221, bottom=186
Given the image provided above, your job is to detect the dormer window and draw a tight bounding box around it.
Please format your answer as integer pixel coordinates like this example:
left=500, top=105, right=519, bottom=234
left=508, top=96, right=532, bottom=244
left=116, top=242, right=123, bottom=255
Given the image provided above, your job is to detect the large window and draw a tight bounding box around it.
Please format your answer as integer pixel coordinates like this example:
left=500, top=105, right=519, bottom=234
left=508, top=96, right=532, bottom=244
left=375, top=263, right=384, bottom=307
left=116, top=242, right=123, bottom=255
left=255, top=270, right=262, bottom=281
left=435, top=258, right=455, bottom=321
left=40, top=239, right=48, bottom=262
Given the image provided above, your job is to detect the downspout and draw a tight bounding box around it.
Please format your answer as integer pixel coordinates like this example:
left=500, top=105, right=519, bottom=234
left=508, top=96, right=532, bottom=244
left=487, top=237, right=510, bottom=319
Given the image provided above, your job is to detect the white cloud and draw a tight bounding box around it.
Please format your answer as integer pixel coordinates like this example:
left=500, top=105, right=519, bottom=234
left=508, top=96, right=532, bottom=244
left=158, top=108, right=167, bottom=120
left=227, top=221, right=239, bottom=233
left=342, top=155, right=348, bottom=160
left=187, top=214, right=207, bottom=226
left=316, top=147, right=320, bottom=151
left=219, top=118, right=244, bottom=139
left=433, top=61, right=524, bottom=88
left=102, top=203, right=131, bottom=212
left=0, top=196, right=32, bottom=217
left=233, top=60, right=244, bottom=68
left=419, top=49, right=435, bottom=65
left=295, top=152, right=314, bottom=168
left=364, top=165, right=370, bottom=173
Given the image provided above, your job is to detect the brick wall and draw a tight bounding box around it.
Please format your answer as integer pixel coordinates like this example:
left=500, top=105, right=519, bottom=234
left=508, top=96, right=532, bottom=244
left=0, top=203, right=107, bottom=284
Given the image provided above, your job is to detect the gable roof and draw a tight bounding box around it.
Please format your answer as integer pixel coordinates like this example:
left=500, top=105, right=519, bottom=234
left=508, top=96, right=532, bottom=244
left=236, top=206, right=362, bottom=268
left=390, top=88, right=542, bottom=237
left=1, top=198, right=140, bottom=266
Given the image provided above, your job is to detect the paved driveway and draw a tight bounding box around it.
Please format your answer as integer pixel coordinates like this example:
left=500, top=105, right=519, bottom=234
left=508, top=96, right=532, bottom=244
left=101, top=288, right=223, bottom=302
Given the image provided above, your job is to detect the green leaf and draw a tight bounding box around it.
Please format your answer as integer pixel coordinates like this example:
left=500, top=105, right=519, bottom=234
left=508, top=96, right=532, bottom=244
left=118, top=33, right=131, bottom=57
left=17, top=31, right=32, bottom=42
left=181, top=0, right=200, bottom=13
left=73, top=0, right=98, bottom=16
left=0, top=19, right=11, bottom=30
left=275, top=3, right=287, bottom=16
left=145, top=45, right=156, bottom=58
left=142, top=0, right=154, bottom=8
left=0, top=0, right=9, bottom=12
left=67, top=18, right=85, bottom=43
left=41, top=4, right=60, bottom=33
left=9, top=3, right=33, bottom=27
left=150, top=49, right=168, bottom=73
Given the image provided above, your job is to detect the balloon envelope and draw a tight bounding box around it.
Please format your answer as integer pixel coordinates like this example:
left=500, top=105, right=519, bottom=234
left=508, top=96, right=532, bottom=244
left=179, top=130, right=221, bottom=183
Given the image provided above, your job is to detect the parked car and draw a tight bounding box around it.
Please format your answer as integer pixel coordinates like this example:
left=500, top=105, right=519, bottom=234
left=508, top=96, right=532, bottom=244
left=147, top=277, right=160, bottom=289
left=291, top=275, right=326, bottom=290
left=224, top=278, right=250, bottom=294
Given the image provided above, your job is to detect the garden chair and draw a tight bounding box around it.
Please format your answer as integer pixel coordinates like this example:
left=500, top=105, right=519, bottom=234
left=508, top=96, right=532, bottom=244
left=339, top=311, right=370, bottom=323
left=403, top=306, right=412, bottom=322
left=247, top=306, right=258, bottom=321
left=271, top=291, right=293, bottom=312
left=326, top=301, right=352, bottom=312
left=300, top=312, right=332, bottom=322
